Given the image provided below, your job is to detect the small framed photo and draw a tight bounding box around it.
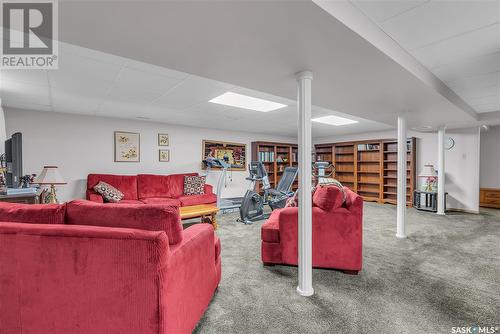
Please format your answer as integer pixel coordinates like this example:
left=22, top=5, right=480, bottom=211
left=158, top=133, right=169, bottom=146
left=159, top=149, right=170, bottom=162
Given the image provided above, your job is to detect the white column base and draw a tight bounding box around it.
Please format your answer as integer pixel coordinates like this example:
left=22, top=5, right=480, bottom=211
left=297, top=286, right=314, bottom=297
left=396, top=234, right=407, bottom=239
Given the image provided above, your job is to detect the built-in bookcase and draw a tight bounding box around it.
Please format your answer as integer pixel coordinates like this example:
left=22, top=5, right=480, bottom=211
left=252, top=141, right=298, bottom=194
left=315, top=138, right=416, bottom=206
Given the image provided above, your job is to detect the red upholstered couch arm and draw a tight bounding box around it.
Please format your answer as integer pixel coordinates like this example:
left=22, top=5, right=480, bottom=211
left=163, top=224, right=219, bottom=334
left=0, top=202, right=66, bottom=224
left=0, top=222, right=169, bottom=334
left=86, top=190, right=104, bottom=203
left=204, top=184, right=214, bottom=194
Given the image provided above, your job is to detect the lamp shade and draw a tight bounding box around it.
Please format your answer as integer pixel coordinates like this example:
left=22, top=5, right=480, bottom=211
left=418, top=164, right=437, bottom=178
left=34, top=166, right=66, bottom=185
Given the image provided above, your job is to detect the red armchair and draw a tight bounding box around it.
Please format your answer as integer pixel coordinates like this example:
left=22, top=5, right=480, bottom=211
left=261, top=186, right=363, bottom=273
left=0, top=201, right=221, bottom=334
left=86, top=173, right=216, bottom=207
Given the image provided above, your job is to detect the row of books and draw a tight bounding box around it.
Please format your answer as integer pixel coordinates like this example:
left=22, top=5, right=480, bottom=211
left=258, top=151, right=275, bottom=162
left=357, top=144, right=380, bottom=151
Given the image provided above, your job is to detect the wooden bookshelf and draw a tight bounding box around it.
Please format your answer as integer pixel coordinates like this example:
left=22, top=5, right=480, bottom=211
left=252, top=141, right=298, bottom=194
left=315, top=138, right=416, bottom=206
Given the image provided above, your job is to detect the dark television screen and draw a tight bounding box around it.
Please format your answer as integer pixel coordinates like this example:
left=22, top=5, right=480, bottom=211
left=5, top=132, right=22, bottom=188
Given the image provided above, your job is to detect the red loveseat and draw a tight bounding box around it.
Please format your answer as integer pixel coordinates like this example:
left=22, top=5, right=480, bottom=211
left=86, top=173, right=217, bottom=207
left=261, top=186, right=363, bottom=273
left=0, top=201, right=221, bottom=334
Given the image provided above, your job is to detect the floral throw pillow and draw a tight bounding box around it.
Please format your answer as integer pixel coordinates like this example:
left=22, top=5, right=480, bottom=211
left=184, top=175, right=206, bottom=195
left=93, top=181, right=124, bottom=203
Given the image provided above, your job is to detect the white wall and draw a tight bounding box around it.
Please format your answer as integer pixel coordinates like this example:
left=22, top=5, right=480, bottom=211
left=480, top=126, right=500, bottom=188
left=5, top=108, right=295, bottom=202
left=314, top=127, right=481, bottom=212
left=0, top=102, right=6, bottom=154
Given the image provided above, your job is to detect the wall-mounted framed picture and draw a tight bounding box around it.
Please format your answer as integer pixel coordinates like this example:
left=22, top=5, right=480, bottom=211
left=202, top=140, right=246, bottom=171
left=159, top=149, right=170, bottom=162
left=158, top=133, right=169, bottom=146
left=114, top=131, right=140, bottom=162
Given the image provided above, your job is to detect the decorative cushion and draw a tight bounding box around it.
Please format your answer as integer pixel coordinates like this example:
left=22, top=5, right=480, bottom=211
left=313, top=185, right=344, bottom=211
left=183, top=175, right=206, bottom=195
left=317, top=178, right=346, bottom=202
left=94, top=181, right=124, bottom=203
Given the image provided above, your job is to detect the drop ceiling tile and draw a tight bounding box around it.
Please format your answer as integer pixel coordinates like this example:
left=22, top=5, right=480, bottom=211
left=412, top=23, right=500, bottom=69
left=446, top=72, right=500, bottom=93
left=49, top=53, right=122, bottom=85
left=454, top=84, right=500, bottom=100
left=1, top=97, right=52, bottom=111
left=60, top=42, right=129, bottom=67
left=432, top=52, right=500, bottom=82
left=105, top=86, right=164, bottom=105
left=113, top=67, right=182, bottom=93
left=124, top=60, right=188, bottom=81
left=152, top=75, right=233, bottom=109
left=380, top=1, right=500, bottom=50
left=475, top=103, right=500, bottom=113
left=351, top=0, right=428, bottom=23
left=0, top=80, right=50, bottom=105
left=0, top=70, right=48, bottom=86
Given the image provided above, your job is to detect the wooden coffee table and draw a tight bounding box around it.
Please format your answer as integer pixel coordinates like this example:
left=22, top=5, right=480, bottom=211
left=179, top=204, right=220, bottom=230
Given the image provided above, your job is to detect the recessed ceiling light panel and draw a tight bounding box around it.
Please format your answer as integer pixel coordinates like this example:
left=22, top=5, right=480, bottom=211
left=209, top=92, right=287, bottom=112
left=312, top=115, right=358, bottom=126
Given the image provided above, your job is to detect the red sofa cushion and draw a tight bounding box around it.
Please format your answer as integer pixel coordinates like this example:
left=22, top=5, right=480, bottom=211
left=140, top=197, right=181, bottom=206
left=66, top=200, right=183, bottom=244
left=178, top=193, right=217, bottom=207
left=261, top=210, right=280, bottom=243
left=313, top=185, right=344, bottom=211
left=0, top=202, right=66, bottom=225
left=138, top=173, right=198, bottom=199
left=87, top=174, right=138, bottom=200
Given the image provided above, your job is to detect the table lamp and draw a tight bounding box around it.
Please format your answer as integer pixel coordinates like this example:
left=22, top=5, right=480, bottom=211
left=34, top=166, right=66, bottom=204
left=418, top=164, right=437, bottom=192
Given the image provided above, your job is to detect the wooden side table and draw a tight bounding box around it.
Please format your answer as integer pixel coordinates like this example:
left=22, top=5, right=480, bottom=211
left=0, top=193, right=38, bottom=204
left=179, top=204, right=220, bottom=230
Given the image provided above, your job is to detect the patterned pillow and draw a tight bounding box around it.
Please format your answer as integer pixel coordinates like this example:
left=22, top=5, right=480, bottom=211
left=93, top=181, right=124, bottom=203
left=184, top=175, right=206, bottom=195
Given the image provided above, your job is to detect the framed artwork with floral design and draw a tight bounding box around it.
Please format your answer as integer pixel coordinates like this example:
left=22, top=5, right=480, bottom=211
left=114, top=131, right=140, bottom=162
left=159, top=149, right=170, bottom=162
left=158, top=133, right=169, bottom=146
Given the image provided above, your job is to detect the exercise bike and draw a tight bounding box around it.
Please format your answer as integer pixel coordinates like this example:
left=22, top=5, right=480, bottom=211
left=239, top=161, right=298, bottom=224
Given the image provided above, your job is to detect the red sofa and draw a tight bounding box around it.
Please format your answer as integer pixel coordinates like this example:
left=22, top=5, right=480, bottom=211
left=87, top=173, right=217, bottom=207
left=0, top=201, right=221, bottom=334
left=261, top=186, right=363, bottom=273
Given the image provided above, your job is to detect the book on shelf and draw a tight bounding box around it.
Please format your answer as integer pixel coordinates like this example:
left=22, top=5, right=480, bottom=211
left=357, top=143, right=380, bottom=151
left=258, top=151, right=275, bottom=162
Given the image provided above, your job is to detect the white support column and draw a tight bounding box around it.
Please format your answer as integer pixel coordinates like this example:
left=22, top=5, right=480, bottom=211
left=396, top=115, right=407, bottom=239
left=437, top=127, right=446, bottom=215
left=296, top=70, right=313, bottom=297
